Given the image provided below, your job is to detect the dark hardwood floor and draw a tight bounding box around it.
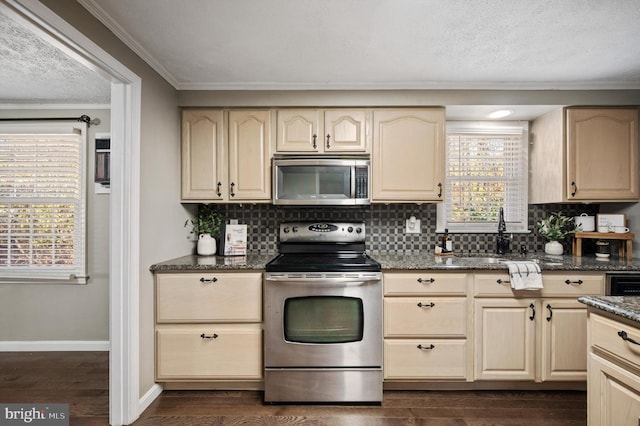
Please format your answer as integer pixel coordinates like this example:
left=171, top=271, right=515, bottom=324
left=0, top=352, right=587, bottom=425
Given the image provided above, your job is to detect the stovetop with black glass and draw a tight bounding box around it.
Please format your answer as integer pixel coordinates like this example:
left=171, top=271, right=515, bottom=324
left=265, top=222, right=381, bottom=273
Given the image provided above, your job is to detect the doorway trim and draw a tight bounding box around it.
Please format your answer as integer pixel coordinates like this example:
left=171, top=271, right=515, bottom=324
left=2, top=0, right=142, bottom=424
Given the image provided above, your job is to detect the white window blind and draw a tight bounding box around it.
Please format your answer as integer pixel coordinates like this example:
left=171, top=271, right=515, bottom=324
left=437, top=122, right=528, bottom=233
left=0, top=123, right=87, bottom=283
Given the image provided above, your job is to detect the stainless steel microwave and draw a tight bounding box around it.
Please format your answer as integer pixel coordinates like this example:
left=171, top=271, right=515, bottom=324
left=272, top=154, right=370, bottom=205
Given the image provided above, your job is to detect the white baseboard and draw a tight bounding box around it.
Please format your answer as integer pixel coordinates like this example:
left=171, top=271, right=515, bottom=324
left=0, top=340, right=109, bottom=351
left=138, top=383, right=163, bottom=418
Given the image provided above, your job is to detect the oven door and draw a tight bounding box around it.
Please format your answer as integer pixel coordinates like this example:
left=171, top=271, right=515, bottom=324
left=264, top=272, right=382, bottom=368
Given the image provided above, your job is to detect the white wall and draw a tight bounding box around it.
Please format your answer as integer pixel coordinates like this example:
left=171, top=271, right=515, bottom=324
left=0, top=108, right=111, bottom=343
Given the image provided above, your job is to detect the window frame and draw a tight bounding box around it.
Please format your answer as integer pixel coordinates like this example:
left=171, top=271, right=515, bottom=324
left=437, top=121, right=529, bottom=234
left=0, top=121, right=88, bottom=284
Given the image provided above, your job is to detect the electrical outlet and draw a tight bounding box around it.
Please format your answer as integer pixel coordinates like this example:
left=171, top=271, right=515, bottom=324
left=405, top=217, right=421, bottom=234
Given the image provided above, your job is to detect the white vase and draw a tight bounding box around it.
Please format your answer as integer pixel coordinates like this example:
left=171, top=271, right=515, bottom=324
left=544, top=240, right=563, bottom=255
left=197, top=234, right=217, bottom=256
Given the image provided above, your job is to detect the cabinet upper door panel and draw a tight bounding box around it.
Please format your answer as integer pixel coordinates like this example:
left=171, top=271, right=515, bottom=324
left=181, top=109, right=225, bottom=200
left=276, top=109, right=320, bottom=152
left=567, top=108, right=639, bottom=201
left=324, top=110, right=367, bottom=152
left=228, top=110, right=272, bottom=200
left=372, top=109, right=445, bottom=202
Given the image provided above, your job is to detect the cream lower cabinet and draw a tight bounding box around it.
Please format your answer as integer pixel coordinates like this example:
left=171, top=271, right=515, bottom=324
left=181, top=109, right=273, bottom=202
left=474, top=272, right=603, bottom=382
left=383, top=272, right=470, bottom=381
left=587, top=312, right=640, bottom=425
left=155, top=271, right=263, bottom=383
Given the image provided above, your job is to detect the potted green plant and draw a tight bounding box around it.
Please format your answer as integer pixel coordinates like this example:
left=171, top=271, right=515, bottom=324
left=536, top=212, right=576, bottom=255
left=185, top=204, right=222, bottom=256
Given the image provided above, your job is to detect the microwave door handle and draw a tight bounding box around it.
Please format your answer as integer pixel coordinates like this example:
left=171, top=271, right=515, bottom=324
left=351, top=166, right=356, bottom=198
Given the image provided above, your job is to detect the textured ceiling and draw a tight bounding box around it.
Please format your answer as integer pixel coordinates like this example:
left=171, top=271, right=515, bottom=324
left=80, top=0, right=640, bottom=90
left=0, top=12, right=110, bottom=105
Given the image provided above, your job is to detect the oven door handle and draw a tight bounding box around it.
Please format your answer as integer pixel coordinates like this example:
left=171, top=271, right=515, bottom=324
left=265, top=275, right=381, bottom=287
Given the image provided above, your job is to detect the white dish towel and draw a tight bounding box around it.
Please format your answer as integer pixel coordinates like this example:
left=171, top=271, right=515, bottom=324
left=504, top=261, right=543, bottom=290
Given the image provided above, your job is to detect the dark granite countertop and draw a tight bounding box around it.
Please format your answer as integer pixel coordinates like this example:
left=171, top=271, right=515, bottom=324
left=150, top=251, right=640, bottom=272
left=150, top=253, right=276, bottom=271
left=579, top=296, right=640, bottom=324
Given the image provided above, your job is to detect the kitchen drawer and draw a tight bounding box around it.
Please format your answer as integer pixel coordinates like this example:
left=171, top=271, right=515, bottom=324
left=474, top=273, right=516, bottom=297
left=591, top=313, right=640, bottom=370
left=538, top=272, right=603, bottom=297
left=156, top=272, right=262, bottom=323
left=156, top=324, right=262, bottom=380
left=384, top=272, right=467, bottom=296
left=384, top=339, right=468, bottom=380
left=474, top=271, right=603, bottom=297
left=384, top=297, right=466, bottom=337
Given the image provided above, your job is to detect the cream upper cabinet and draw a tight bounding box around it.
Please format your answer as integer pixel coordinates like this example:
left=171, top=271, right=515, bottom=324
left=276, top=109, right=367, bottom=153
left=372, top=108, right=445, bottom=202
left=181, top=109, right=273, bottom=202
left=181, top=109, right=225, bottom=200
left=530, top=107, right=639, bottom=203
left=228, top=110, right=273, bottom=201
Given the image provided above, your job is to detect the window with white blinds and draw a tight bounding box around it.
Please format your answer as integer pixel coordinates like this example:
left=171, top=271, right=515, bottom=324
left=0, top=123, right=87, bottom=283
left=437, top=122, right=528, bottom=233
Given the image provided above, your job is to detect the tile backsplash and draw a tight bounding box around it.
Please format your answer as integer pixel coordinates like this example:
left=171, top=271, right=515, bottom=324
left=202, top=203, right=600, bottom=256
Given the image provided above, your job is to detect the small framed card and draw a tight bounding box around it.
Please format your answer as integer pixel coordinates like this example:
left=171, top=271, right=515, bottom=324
left=596, top=214, right=625, bottom=228
left=219, top=224, right=247, bottom=256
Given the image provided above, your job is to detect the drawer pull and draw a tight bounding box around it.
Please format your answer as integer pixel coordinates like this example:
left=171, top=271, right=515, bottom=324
left=618, top=330, right=640, bottom=346
left=496, top=278, right=511, bottom=285
left=200, top=333, right=218, bottom=340
left=417, top=344, right=435, bottom=350
left=417, top=278, right=435, bottom=284
left=546, top=304, right=553, bottom=322
left=199, top=277, right=218, bottom=283
left=417, top=302, right=435, bottom=308
left=529, top=303, right=535, bottom=321
left=564, top=279, right=583, bottom=285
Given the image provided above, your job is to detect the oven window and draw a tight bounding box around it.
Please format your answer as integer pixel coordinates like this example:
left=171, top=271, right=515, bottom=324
left=283, top=296, right=364, bottom=343
left=277, top=166, right=351, bottom=199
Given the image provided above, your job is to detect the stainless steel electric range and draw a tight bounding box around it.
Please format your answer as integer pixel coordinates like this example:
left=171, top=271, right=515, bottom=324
left=263, top=222, right=382, bottom=403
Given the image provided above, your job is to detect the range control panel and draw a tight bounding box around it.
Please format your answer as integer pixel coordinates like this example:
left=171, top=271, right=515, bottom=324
left=279, top=222, right=365, bottom=243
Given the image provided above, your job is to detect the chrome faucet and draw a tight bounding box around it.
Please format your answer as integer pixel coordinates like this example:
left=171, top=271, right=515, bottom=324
left=496, top=207, right=510, bottom=254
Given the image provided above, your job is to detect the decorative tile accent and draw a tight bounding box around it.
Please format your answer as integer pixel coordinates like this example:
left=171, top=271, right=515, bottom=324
left=205, top=203, right=599, bottom=255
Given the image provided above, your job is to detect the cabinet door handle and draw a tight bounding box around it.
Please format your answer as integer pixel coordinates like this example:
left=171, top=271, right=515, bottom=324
left=417, top=344, right=435, bottom=350
left=216, top=182, right=222, bottom=197
left=417, top=302, right=435, bottom=308
left=564, top=279, right=583, bottom=285
left=312, top=134, right=317, bottom=149
left=546, top=304, right=553, bottom=322
left=230, top=182, right=236, bottom=197
left=417, top=277, right=435, bottom=284
left=199, top=277, right=218, bottom=283
left=618, top=330, right=640, bottom=346
left=326, top=134, right=331, bottom=149
left=496, top=278, right=511, bottom=285
left=570, top=181, right=578, bottom=197
left=529, top=303, right=536, bottom=321
left=200, top=333, right=218, bottom=340
left=437, top=182, right=442, bottom=198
